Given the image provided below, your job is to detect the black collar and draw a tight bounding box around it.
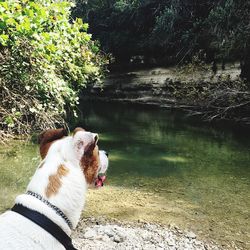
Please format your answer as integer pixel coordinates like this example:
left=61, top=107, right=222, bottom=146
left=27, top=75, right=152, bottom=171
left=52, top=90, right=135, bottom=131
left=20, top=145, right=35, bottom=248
left=11, top=204, right=77, bottom=250
left=26, top=190, right=73, bottom=230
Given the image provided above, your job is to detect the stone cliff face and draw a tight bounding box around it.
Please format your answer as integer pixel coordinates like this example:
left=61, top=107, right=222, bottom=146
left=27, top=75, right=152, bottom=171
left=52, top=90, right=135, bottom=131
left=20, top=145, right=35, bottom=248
left=82, top=64, right=241, bottom=109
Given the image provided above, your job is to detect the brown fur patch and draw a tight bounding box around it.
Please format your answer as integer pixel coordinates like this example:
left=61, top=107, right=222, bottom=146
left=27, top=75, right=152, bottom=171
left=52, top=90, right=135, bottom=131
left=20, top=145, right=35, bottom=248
left=45, top=164, right=69, bottom=198
left=81, top=145, right=100, bottom=184
left=39, top=128, right=68, bottom=159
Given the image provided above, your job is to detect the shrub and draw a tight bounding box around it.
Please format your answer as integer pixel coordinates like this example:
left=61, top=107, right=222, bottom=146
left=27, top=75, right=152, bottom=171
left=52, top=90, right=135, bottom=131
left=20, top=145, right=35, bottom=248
left=0, top=0, right=107, bottom=139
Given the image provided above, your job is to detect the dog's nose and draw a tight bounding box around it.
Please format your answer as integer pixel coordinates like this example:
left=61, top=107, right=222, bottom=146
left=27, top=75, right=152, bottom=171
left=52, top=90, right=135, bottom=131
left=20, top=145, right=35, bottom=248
left=104, top=151, right=109, bottom=157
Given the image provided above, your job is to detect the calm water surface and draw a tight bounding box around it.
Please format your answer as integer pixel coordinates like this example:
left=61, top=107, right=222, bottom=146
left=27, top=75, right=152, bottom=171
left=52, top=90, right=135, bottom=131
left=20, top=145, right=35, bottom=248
left=77, top=101, right=250, bottom=248
left=0, top=101, right=249, bottom=248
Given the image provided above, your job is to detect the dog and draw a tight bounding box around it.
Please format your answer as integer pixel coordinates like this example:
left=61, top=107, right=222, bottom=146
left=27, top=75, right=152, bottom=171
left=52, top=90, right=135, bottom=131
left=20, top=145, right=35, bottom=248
left=0, top=127, right=109, bottom=250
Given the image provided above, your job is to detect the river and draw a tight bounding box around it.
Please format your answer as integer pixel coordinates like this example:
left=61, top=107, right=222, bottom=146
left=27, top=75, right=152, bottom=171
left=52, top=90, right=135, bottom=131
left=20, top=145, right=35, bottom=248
left=0, top=101, right=249, bottom=249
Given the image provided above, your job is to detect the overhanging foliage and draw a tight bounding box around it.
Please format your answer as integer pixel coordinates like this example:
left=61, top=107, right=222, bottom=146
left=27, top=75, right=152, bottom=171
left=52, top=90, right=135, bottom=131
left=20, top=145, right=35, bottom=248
left=0, top=0, right=108, bottom=139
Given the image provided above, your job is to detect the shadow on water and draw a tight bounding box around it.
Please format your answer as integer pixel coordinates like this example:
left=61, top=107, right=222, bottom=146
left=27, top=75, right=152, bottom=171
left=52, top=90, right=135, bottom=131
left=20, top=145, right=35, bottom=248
left=72, top=101, right=250, bottom=181
left=0, top=100, right=249, bottom=248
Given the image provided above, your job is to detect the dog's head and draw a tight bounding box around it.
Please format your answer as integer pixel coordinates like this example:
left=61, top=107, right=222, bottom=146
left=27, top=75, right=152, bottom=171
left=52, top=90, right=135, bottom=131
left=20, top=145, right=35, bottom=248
left=38, top=127, right=108, bottom=188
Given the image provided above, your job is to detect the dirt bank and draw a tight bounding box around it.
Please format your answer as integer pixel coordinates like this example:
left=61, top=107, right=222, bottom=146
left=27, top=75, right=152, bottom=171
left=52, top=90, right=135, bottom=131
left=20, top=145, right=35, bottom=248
left=81, top=63, right=250, bottom=124
left=82, top=63, right=240, bottom=107
left=79, top=186, right=248, bottom=250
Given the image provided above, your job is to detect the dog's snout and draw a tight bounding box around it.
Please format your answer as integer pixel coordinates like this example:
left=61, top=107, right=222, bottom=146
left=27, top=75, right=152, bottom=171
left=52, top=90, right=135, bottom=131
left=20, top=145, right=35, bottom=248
left=104, top=151, right=109, bottom=157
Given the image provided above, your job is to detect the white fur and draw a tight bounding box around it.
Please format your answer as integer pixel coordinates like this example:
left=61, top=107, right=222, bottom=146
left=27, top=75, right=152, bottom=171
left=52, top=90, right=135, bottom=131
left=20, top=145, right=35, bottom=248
left=0, top=131, right=105, bottom=250
left=99, top=150, right=109, bottom=174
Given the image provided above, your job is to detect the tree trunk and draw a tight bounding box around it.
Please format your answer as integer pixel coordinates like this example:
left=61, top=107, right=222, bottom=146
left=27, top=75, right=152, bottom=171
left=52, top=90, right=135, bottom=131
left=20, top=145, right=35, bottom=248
left=241, top=48, right=250, bottom=84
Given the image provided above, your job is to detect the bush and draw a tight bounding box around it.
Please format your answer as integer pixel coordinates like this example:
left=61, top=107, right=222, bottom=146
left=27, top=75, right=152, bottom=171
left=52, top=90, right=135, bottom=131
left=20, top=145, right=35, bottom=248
left=0, top=0, right=107, bottom=139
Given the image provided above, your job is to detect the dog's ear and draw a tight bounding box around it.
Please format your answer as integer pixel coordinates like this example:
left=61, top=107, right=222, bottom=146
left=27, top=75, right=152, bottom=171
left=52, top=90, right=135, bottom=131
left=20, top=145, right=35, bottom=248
left=38, top=128, right=68, bottom=159
left=73, top=130, right=98, bottom=161
left=73, top=127, right=86, bottom=134
left=81, top=145, right=100, bottom=184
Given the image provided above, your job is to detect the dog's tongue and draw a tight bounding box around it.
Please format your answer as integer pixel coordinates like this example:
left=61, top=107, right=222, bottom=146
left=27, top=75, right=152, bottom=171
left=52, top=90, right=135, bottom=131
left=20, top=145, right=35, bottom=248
left=95, top=175, right=106, bottom=187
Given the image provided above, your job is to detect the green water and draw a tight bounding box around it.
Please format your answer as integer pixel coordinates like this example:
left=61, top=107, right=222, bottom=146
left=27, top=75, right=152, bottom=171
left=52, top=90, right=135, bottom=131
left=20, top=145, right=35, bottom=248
left=0, top=101, right=249, bottom=248
left=77, top=101, right=250, bottom=248
left=0, top=141, right=39, bottom=211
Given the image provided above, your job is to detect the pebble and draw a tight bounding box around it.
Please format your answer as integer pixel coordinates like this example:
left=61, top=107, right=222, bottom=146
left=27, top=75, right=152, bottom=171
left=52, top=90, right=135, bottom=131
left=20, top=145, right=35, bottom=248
left=186, top=232, right=197, bottom=239
left=113, top=235, right=122, bottom=243
left=83, top=229, right=97, bottom=239
left=73, top=219, right=220, bottom=250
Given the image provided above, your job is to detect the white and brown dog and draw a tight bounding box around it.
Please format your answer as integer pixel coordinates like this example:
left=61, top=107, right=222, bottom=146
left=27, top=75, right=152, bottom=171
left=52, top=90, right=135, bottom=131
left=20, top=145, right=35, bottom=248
left=0, top=127, right=108, bottom=250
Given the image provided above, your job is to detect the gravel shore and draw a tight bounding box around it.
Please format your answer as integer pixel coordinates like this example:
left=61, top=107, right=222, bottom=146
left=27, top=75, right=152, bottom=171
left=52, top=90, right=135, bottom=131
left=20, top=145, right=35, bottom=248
left=72, top=217, right=220, bottom=250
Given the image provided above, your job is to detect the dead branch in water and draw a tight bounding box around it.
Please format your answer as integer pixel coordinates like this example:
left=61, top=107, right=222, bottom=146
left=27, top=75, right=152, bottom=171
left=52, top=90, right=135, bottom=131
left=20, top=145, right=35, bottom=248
left=186, top=88, right=250, bottom=124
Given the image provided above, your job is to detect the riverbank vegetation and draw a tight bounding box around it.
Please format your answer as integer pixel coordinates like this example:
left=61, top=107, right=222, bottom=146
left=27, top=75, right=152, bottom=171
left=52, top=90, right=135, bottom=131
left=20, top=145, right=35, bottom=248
left=1, top=1, right=249, bottom=140
left=72, top=0, right=250, bottom=124
left=0, top=0, right=107, bottom=141
left=72, top=0, right=249, bottom=78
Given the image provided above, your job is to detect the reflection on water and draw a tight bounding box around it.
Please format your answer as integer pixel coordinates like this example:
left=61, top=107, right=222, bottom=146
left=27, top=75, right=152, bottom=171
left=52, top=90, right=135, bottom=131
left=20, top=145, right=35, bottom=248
left=75, top=101, right=250, bottom=249
left=0, top=101, right=249, bottom=249
left=75, top=101, right=250, bottom=182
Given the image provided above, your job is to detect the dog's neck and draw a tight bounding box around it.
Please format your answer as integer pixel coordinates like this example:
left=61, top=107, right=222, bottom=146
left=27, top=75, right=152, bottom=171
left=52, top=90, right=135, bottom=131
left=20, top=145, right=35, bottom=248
left=15, top=138, right=88, bottom=235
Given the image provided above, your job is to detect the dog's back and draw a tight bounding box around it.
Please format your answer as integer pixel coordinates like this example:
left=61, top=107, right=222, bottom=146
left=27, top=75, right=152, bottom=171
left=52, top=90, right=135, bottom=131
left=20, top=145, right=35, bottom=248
left=0, top=211, right=64, bottom=250
left=0, top=211, right=42, bottom=249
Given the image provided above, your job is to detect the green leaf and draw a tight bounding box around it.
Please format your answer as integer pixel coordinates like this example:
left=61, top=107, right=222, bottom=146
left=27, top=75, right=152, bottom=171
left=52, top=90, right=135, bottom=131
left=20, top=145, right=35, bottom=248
left=6, top=17, right=16, bottom=26
left=82, top=23, right=89, bottom=31
left=0, top=34, right=9, bottom=46
left=4, top=116, right=14, bottom=127
left=22, top=17, right=31, bottom=31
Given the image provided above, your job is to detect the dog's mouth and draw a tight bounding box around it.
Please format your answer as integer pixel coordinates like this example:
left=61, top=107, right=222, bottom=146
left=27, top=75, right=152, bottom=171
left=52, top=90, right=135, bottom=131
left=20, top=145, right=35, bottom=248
left=94, top=150, right=109, bottom=188
left=94, top=173, right=106, bottom=187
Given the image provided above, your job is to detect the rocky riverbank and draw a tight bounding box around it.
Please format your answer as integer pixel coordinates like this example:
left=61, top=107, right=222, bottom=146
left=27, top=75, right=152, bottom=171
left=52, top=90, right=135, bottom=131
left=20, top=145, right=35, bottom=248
left=72, top=217, right=220, bottom=250
left=71, top=186, right=248, bottom=250
left=81, top=63, right=250, bottom=124
left=82, top=63, right=240, bottom=106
